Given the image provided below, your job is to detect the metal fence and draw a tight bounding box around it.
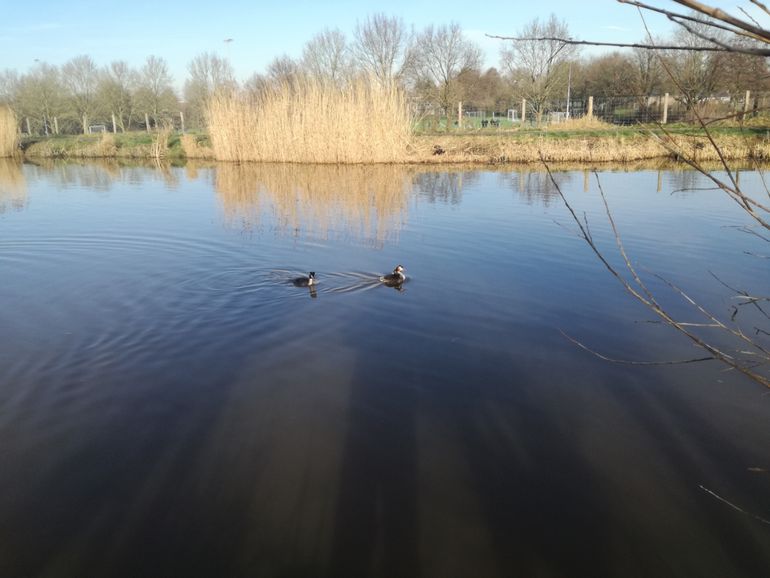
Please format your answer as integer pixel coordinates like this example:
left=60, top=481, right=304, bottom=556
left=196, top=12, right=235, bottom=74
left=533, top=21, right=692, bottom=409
left=457, top=92, right=770, bottom=129
left=18, top=92, right=770, bottom=136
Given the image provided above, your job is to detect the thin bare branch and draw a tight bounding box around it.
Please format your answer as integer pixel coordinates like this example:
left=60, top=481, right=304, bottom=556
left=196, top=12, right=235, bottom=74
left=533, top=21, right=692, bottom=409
left=709, top=270, right=770, bottom=321
left=736, top=225, right=770, bottom=243
left=739, top=6, right=762, bottom=28
left=670, top=0, right=770, bottom=42
left=666, top=11, right=766, bottom=44
left=653, top=272, right=770, bottom=358
left=699, top=484, right=770, bottom=525
left=545, top=155, right=770, bottom=389
left=560, top=330, right=714, bottom=365
left=620, top=0, right=770, bottom=44
left=750, top=0, right=770, bottom=17
left=595, top=174, right=659, bottom=305
left=647, top=128, right=770, bottom=228
left=484, top=33, right=767, bottom=54
left=670, top=17, right=747, bottom=50
left=744, top=251, right=770, bottom=259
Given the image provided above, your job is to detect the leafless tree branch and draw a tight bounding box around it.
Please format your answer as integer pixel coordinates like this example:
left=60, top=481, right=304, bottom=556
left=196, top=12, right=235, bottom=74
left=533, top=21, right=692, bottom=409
left=560, top=330, right=714, bottom=364
left=543, top=155, right=770, bottom=389
left=484, top=34, right=762, bottom=54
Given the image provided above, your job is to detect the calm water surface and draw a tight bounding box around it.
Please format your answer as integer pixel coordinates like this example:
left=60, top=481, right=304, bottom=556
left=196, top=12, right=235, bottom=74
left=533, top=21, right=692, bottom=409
left=1, top=160, right=769, bottom=577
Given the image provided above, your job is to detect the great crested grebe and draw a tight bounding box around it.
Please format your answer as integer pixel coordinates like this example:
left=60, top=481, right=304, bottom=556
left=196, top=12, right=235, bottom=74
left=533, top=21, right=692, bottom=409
left=380, top=265, right=405, bottom=286
left=293, top=272, right=316, bottom=287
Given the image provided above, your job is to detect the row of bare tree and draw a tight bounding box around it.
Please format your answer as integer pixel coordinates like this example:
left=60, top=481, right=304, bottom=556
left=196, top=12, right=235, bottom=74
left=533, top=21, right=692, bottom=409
left=2, top=10, right=769, bottom=135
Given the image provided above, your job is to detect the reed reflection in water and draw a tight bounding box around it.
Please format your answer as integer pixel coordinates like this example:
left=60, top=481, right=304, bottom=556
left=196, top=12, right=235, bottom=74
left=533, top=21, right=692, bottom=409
left=215, top=163, right=413, bottom=245
left=21, top=158, right=186, bottom=191
left=0, top=159, right=26, bottom=213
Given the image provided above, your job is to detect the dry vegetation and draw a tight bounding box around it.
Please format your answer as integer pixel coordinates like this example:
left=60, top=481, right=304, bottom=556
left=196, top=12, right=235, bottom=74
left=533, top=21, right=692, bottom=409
left=150, top=126, right=172, bottom=160
left=215, top=162, right=414, bottom=242
left=412, top=132, right=770, bottom=164
left=0, top=106, right=19, bottom=158
left=180, top=133, right=214, bottom=159
left=207, top=78, right=413, bottom=163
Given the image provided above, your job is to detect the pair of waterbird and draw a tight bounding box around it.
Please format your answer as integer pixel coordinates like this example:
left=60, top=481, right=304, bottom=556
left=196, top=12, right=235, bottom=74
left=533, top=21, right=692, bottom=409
left=292, top=265, right=406, bottom=288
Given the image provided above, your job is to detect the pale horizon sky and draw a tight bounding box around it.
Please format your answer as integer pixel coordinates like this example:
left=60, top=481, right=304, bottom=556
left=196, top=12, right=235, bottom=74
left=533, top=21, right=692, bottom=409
left=1, top=1, right=763, bottom=90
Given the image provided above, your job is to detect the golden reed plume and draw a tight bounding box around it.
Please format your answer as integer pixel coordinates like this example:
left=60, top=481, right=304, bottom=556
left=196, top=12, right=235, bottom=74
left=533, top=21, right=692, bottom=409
left=0, top=106, right=19, bottom=158
left=207, top=77, right=413, bottom=164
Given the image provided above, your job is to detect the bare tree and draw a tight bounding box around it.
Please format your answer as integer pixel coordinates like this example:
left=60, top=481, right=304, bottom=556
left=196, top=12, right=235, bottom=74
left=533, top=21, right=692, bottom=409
left=581, top=52, right=637, bottom=98
left=301, top=28, right=350, bottom=86
left=135, top=55, right=178, bottom=129
left=631, top=44, right=665, bottom=96
left=717, top=39, right=770, bottom=97
left=352, top=13, right=414, bottom=87
left=15, top=63, right=65, bottom=135
left=413, top=22, right=482, bottom=123
left=268, top=54, right=301, bottom=86
left=61, top=55, right=99, bottom=134
left=664, top=17, right=729, bottom=110
left=499, top=14, right=578, bottom=123
left=0, top=69, right=19, bottom=107
left=184, top=52, right=235, bottom=128
left=97, top=61, right=137, bottom=133
left=244, top=55, right=301, bottom=99
left=455, top=67, right=510, bottom=112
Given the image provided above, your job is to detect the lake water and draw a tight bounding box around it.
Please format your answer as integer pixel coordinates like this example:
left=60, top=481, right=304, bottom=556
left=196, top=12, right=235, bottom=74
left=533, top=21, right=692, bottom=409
left=1, top=159, right=769, bottom=577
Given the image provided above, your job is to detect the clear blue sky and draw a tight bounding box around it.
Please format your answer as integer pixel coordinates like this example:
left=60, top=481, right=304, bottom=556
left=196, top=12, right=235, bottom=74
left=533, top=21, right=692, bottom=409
left=0, top=0, right=759, bottom=88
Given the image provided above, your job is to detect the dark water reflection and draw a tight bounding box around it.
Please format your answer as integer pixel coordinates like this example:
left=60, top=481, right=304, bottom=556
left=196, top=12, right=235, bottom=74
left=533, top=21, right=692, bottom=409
left=1, top=160, right=769, bottom=577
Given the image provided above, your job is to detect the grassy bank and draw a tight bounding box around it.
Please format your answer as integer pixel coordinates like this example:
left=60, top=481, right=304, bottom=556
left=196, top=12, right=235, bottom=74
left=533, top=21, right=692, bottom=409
left=414, top=131, right=770, bottom=163
left=19, top=123, right=770, bottom=164
left=22, top=131, right=214, bottom=160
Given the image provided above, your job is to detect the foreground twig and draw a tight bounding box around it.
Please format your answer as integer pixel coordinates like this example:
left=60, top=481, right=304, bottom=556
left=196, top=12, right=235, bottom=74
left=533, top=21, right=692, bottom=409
left=560, top=330, right=713, bottom=365
left=699, top=484, right=770, bottom=525
left=544, top=154, right=770, bottom=389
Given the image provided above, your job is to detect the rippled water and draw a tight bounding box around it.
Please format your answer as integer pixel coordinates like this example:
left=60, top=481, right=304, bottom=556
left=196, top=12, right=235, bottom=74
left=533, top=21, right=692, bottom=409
left=1, top=159, right=769, bottom=577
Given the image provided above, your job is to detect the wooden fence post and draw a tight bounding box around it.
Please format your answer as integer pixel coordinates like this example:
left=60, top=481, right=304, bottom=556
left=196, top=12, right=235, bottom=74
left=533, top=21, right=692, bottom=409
left=662, top=93, right=669, bottom=124
left=521, top=98, right=526, bottom=125
left=457, top=101, right=462, bottom=130
left=145, top=113, right=151, bottom=132
left=587, top=96, right=594, bottom=118
left=112, top=113, right=117, bottom=133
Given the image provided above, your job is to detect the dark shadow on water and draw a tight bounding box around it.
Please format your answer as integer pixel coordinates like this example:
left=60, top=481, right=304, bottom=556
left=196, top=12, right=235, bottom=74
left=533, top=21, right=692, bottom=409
left=422, top=354, right=614, bottom=577
left=327, top=360, right=419, bottom=577
left=609, top=379, right=770, bottom=577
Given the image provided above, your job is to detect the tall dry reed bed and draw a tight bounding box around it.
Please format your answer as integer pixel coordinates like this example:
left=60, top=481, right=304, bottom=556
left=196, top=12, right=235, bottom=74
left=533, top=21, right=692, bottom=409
left=207, top=79, right=413, bottom=163
left=0, top=106, right=19, bottom=158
